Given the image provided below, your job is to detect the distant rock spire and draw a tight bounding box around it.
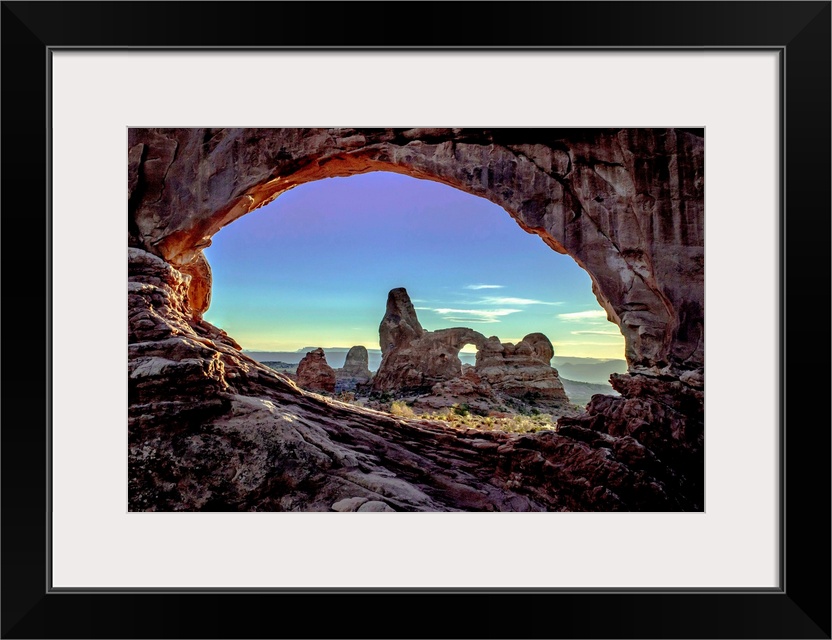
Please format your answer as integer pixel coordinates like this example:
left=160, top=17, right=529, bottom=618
left=378, top=287, right=425, bottom=355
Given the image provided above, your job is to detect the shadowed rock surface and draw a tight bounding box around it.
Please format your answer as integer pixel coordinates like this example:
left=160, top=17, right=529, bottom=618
left=128, top=247, right=694, bottom=511
left=127, top=128, right=704, bottom=512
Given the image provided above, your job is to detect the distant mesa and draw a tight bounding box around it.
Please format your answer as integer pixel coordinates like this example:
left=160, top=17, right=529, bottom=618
left=260, top=361, right=298, bottom=381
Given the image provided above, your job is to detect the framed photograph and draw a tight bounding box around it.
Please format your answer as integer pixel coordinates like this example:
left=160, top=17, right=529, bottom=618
left=3, top=1, right=829, bottom=638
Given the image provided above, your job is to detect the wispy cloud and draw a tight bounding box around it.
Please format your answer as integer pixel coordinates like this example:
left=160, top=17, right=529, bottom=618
left=570, top=329, right=621, bottom=336
left=554, top=340, right=624, bottom=347
left=432, top=308, right=521, bottom=324
left=557, top=309, right=608, bottom=321
left=480, top=296, right=564, bottom=306
left=443, top=317, right=503, bottom=324
left=465, top=284, right=504, bottom=290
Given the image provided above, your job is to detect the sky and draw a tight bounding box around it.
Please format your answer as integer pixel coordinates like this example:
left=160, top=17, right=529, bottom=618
left=203, top=172, right=626, bottom=360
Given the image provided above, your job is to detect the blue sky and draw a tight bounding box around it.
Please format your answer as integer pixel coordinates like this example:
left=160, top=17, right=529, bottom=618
left=203, top=172, right=625, bottom=359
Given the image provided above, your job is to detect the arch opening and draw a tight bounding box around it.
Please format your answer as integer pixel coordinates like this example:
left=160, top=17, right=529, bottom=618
left=201, top=171, right=626, bottom=418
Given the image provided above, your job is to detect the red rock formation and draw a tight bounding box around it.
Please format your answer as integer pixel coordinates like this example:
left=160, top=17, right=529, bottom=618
left=475, top=333, right=568, bottom=406
left=372, top=289, right=569, bottom=411
left=379, top=287, right=425, bottom=353
left=178, top=251, right=212, bottom=319
left=557, top=373, right=704, bottom=506
left=373, top=288, right=488, bottom=393
left=296, top=348, right=336, bottom=393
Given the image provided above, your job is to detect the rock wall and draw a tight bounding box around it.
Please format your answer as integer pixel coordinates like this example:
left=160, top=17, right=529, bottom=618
left=475, top=333, right=569, bottom=405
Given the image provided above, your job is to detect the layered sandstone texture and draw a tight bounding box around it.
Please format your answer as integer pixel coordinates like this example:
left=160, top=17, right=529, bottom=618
left=128, top=128, right=704, bottom=511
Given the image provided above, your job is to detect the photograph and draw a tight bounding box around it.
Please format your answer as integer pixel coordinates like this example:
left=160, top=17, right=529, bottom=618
left=128, top=127, right=704, bottom=512
left=3, top=0, right=828, bottom=636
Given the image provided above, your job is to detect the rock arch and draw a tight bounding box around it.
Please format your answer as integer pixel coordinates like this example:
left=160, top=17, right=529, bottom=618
left=128, top=128, right=704, bottom=375
left=373, top=287, right=489, bottom=394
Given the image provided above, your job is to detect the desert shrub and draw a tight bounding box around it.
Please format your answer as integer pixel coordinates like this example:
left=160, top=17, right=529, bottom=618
left=518, top=413, right=556, bottom=433
left=452, top=403, right=470, bottom=417
left=410, top=405, right=560, bottom=434
left=390, top=400, right=415, bottom=418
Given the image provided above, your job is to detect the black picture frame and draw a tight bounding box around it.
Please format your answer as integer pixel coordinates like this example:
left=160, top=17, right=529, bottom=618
left=2, top=2, right=829, bottom=638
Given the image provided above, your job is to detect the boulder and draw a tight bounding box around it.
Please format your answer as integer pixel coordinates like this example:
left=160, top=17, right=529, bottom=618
left=296, top=348, right=336, bottom=393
